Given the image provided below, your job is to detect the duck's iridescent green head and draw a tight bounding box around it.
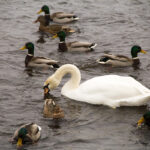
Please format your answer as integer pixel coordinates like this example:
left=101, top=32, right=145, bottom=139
left=18, top=128, right=28, bottom=138
left=37, top=5, right=50, bottom=14
left=52, top=31, right=66, bottom=42
left=131, top=45, right=146, bottom=58
left=20, top=42, right=34, bottom=55
left=17, top=128, right=28, bottom=147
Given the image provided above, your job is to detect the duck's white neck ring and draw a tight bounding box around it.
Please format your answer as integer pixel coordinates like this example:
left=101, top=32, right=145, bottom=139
left=133, top=57, right=139, bottom=60
left=59, top=41, right=65, bottom=43
left=27, top=54, right=33, bottom=56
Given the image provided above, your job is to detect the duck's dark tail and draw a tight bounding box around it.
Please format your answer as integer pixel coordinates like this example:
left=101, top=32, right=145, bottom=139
left=90, top=43, right=97, bottom=50
left=52, top=64, right=59, bottom=68
left=73, top=15, right=79, bottom=20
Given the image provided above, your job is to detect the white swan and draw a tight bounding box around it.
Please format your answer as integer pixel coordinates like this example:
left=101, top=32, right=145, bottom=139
left=43, top=64, right=150, bottom=108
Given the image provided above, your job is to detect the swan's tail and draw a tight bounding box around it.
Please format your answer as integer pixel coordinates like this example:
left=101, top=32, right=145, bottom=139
left=111, top=93, right=150, bottom=108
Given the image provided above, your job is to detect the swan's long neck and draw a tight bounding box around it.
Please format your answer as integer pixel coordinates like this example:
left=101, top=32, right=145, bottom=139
left=54, top=64, right=81, bottom=92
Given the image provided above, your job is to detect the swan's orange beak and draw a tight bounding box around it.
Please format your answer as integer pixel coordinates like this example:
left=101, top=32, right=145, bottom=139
left=44, top=87, right=49, bottom=94
left=137, top=117, right=145, bottom=127
left=43, top=84, right=50, bottom=96
left=141, top=50, right=146, bottom=54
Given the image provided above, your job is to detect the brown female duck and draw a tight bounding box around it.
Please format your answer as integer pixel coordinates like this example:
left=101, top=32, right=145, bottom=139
left=43, top=99, right=64, bottom=119
left=34, top=16, right=75, bottom=35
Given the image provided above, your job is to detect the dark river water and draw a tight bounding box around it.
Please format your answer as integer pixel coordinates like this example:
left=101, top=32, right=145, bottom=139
left=1, top=0, right=150, bottom=149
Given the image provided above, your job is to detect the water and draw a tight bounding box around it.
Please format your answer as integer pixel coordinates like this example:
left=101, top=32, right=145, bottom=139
left=0, top=0, right=150, bottom=149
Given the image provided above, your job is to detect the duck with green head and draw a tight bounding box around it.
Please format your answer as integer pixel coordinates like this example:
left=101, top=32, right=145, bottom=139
left=12, top=123, right=41, bottom=148
left=52, top=31, right=97, bottom=52
left=97, top=45, right=146, bottom=67
left=37, top=5, right=79, bottom=24
left=20, top=42, right=59, bottom=69
left=137, top=111, right=150, bottom=127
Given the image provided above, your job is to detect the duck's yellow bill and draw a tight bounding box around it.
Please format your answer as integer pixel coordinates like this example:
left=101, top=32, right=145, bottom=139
left=20, top=46, right=26, bottom=50
left=141, top=50, right=146, bottom=54
left=37, top=9, right=42, bottom=14
left=52, top=34, right=58, bottom=39
left=44, top=87, right=49, bottom=94
left=17, top=138, right=23, bottom=147
left=137, top=117, right=145, bottom=127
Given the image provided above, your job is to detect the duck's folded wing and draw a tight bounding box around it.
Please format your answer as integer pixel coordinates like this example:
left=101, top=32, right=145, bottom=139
left=102, top=54, right=131, bottom=62
left=52, top=12, right=75, bottom=19
left=67, top=41, right=92, bottom=48
left=48, top=24, right=62, bottom=30
left=31, top=57, right=58, bottom=64
left=26, top=123, right=41, bottom=142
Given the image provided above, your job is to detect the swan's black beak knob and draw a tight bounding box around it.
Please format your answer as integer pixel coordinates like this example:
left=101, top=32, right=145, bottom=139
left=43, top=84, right=50, bottom=95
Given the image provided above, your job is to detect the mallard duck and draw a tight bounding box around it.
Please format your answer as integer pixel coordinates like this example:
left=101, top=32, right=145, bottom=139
left=43, top=64, right=150, bottom=108
left=137, top=111, right=150, bottom=127
left=97, top=45, right=146, bottom=67
left=20, top=42, right=59, bottom=68
left=12, top=123, right=41, bottom=148
left=52, top=31, right=97, bottom=52
left=43, top=99, right=64, bottom=118
left=34, top=16, right=75, bottom=35
left=37, top=5, right=79, bottom=24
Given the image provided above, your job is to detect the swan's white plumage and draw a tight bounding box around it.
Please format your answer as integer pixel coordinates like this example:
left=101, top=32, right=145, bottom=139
left=45, top=64, right=150, bottom=108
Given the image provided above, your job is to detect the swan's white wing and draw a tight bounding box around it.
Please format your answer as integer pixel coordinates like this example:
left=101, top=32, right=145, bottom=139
left=62, top=75, right=150, bottom=108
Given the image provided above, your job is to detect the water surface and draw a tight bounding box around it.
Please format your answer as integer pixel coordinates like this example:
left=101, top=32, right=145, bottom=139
left=0, top=0, right=150, bottom=149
